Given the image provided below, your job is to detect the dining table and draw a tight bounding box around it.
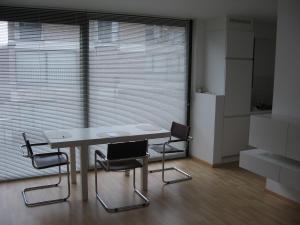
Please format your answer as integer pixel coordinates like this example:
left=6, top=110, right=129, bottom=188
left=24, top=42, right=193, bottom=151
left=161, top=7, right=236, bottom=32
left=43, top=123, right=170, bottom=201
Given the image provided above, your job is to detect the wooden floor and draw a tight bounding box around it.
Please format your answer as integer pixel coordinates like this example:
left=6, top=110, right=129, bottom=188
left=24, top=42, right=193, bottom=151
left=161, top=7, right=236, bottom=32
left=1, top=159, right=300, bottom=225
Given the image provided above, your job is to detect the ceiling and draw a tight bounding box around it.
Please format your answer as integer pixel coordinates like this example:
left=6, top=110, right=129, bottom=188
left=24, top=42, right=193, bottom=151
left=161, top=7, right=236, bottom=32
left=1, top=0, right=278, bottom=21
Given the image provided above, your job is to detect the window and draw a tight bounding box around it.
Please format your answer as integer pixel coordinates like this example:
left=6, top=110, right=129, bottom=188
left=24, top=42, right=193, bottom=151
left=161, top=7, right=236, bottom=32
left=89, top=20, right=188, bottom=162
left=98, top=21, right=119, bottom=43
left=145, top=25, right=185, bottom=44
left=19, top=22, right=42, bottom=41
left=0, top=6, right=191, bottom=180
left=0, top=20, right=83, bottom=180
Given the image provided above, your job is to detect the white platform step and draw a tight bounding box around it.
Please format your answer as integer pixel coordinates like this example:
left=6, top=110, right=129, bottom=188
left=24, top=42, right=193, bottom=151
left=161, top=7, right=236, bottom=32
left=239, top=149, right=300, bottom=191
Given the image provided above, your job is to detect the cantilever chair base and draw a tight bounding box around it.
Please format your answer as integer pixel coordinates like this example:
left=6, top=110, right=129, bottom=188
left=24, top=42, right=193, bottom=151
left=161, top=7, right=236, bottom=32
left=22, top=165, right=70, bottom=207
left=95, top=141, right=150, bottom=213
left=22, top=187, right=67, bottom=207
left=96, top=188, right=149, bottom=213
left=95, top=154, right=149, bottom=213
left=149, top=166, right=192, bottom=184
left=20, top=133, right=71, bottom=207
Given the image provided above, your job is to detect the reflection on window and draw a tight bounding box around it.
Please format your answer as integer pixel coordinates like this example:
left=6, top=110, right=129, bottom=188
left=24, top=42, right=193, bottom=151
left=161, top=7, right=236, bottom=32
left=19, top=22, right=42, bottom=41
left=145, top=25, right=185, bottom=44
left=98, top=21, right=119, bottom=43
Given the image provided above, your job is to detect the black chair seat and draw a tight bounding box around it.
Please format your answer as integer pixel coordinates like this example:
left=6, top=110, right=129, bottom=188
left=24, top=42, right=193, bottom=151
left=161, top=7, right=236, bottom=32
left=149, top=144, right=184, bottom=154
left=97, top=159, right=143, bottom=171
left=33, top=153, right=68, bottom=169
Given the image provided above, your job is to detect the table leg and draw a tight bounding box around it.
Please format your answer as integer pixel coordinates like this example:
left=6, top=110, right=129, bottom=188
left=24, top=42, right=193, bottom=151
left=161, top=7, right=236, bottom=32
left=69, top=146, right=77, bottom=184
left=80, top=144, right=89, bottom=201
left=141, top=155, right=149, bottom=191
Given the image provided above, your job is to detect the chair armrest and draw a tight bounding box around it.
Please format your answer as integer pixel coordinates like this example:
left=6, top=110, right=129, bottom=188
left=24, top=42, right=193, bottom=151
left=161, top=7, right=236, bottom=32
left=34, top=151, right=64, bottom=157
left=30, top=142, right=49, bottom=147
left=95, top=150, right=107, bottom=160
left=167, top=139, right=186, bottom=144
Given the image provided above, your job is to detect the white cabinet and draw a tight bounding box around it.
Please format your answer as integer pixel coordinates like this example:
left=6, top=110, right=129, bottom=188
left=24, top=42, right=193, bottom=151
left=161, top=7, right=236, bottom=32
left=201, top=16, right=254, bottom=164
left=286, top=124, right=300, bottom=161
left=240, top=149, right=300, bottom=191
left=280, top=167, right=300, bottom=191
left=239, top=149, right=281, bottom=181
left=226, top=30, right=254, bottom=58
left=222, top=117, right=250, bottom=157
left=249, top=114, right=300, bottom=160
left=249, top=115, right=288, bottom=155
left=224, top=60, right=253, bottom=116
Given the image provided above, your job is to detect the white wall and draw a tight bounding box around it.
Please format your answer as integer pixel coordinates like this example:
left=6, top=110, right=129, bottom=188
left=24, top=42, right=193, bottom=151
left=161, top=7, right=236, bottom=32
left=272, top=0, right=300, bottom=120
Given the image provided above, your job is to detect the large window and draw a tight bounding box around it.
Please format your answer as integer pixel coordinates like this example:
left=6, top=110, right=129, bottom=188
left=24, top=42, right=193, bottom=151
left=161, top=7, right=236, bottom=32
left=0, top=7, right=191, bottom=180
left=89, top=20, right=188, bottom=160
left=0, top=21, right=83, bottom=180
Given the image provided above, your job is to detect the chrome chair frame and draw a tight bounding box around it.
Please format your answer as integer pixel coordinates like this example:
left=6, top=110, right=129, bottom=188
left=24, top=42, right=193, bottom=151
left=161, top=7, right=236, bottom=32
left=20, top=133, right=70, bottom=207
left=149, top=122, right=192, bottom=184
left=149, top=139, right=192, bottom=184
left=94, top=143, right=149, bottom=213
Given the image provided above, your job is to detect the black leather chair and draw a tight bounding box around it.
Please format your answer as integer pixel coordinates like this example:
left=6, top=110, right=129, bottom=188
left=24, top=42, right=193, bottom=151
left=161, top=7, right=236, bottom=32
left=149, top=122, right=192, bottom=184
left=94, top=140, right=149, bottom=213
left=20, top=133, right=70, bottom=207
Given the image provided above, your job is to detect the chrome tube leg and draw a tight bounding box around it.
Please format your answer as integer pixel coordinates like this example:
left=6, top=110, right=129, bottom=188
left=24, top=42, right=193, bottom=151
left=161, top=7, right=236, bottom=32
left=22, top=161, right=71, bottom=207
left=94, top=159, right=149, bottom=213
left=162, top=143, right=166, bottom=183
left=57, top=165, right=62, bottom=185
left=133, top=168, right=136, bottom=189
left=149, top=143, right=192, bottom=185
left=94, top=152, right=99, bottom=196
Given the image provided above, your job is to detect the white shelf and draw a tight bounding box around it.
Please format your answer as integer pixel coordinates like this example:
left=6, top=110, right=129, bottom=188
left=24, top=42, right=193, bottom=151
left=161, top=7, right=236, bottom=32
left=249, top=114, right=300, bottom=161
left=240, top=149, right=300, bottom=191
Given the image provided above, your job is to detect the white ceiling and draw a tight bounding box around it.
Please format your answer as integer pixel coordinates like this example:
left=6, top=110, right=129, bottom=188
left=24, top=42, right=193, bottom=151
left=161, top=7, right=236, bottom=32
left=1, top=0, right=278, bottom=21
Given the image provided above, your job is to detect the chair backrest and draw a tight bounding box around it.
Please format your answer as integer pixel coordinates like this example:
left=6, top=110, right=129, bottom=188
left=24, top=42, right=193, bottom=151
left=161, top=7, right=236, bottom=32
left=170, top=122, right=190, bottom=141
left=22, top=132, right=34, bottom=157
left=107, top=140, right=148, bottom=160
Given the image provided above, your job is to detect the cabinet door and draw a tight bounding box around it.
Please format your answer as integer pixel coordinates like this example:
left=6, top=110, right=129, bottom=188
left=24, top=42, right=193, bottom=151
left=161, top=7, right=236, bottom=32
left=222, top=116, right=250, bottom=157
left=224, top=59, right=252, bottom=116
left=249, top=115, right=288, bottom=155
left=240, top=149, right=281, bottom=182
left=226, top=30, right=254, bottom=59
left=280, top=167, right=300, bottom=191
left=287, top=124, right=300, bottom=161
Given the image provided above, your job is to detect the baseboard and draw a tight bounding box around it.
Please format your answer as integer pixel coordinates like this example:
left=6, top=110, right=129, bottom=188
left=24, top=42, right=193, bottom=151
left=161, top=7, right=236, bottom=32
left=265, top=188, right=300, bottom=206
left=191, top=156, right=218, bottom=168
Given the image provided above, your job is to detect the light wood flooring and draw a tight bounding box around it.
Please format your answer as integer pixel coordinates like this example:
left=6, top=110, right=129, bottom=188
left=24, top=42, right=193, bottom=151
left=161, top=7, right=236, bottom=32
left=0, top=159, right=300, bottom=225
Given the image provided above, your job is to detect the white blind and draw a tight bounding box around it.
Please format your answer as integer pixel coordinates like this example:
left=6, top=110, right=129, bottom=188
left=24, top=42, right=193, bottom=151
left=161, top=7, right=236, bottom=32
left=0, top=21, right=83, bottom=180
left=88, top=20, right=188, bottom=161
left=0, top=7, right=190, bottom=180
left=89, top=20, right=187, bottom=128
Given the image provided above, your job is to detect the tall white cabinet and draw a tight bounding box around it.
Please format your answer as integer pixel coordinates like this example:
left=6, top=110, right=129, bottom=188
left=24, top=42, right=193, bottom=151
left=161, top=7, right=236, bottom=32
left=201, top=16, right=254, bottom=164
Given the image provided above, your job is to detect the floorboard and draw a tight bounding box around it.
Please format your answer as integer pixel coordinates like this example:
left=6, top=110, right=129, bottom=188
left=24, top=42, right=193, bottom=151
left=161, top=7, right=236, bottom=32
left=0, top=159, right=299, bottom=225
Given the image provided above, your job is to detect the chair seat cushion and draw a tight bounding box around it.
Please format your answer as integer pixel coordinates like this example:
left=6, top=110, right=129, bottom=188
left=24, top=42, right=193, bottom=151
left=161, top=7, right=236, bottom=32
left=149, top=144, right=184, bottom=154
left=97, top=159, right=143, bottom=171
left=33, top=153, right=68, bottom=169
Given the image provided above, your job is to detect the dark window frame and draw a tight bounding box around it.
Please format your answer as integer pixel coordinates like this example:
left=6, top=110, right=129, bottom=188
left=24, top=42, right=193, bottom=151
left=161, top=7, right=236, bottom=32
left=19, top=22, right=42, bottom=41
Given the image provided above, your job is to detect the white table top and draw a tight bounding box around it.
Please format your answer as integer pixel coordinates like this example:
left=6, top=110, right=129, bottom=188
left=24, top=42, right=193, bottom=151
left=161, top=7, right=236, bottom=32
left=43, top=123, right=170, bottom=148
